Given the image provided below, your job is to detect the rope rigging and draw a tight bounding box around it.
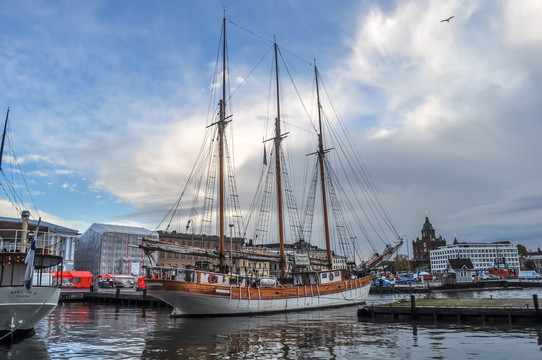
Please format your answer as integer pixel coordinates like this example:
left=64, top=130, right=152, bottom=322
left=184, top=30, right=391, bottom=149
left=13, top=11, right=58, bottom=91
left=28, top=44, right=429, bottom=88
left=0, top=110, right=41, bottom=221
left=157, top=16, right=402, bottom=270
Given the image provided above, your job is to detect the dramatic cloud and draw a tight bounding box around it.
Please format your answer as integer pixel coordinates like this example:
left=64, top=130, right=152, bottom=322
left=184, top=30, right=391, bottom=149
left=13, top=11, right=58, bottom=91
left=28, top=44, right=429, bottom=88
left=0, top=1, right=540, bottom=257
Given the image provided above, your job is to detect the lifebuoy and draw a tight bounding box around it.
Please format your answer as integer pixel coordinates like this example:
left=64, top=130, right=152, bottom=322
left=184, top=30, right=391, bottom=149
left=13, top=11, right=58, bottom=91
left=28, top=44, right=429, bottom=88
left=208, top=274, right=217, bottom=284
left=329, top=273, right=334, bottom=281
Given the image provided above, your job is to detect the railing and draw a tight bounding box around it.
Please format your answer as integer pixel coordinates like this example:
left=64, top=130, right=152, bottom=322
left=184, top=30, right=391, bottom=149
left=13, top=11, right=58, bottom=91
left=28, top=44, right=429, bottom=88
left=144, top=266, right=278, bottom=288
left=0, top=228, right=64, bottom=256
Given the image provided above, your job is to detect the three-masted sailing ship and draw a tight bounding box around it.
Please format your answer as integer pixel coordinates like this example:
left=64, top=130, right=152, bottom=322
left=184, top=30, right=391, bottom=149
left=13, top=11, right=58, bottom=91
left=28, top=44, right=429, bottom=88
left=142, top=17, right=401, bottom=316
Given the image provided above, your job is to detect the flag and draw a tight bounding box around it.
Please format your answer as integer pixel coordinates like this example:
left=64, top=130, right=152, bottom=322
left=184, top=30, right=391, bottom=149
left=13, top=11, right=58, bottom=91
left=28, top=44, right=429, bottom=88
left=263, top=145, right=267, bottom=165
left=24, top=236, right=36, bottom=290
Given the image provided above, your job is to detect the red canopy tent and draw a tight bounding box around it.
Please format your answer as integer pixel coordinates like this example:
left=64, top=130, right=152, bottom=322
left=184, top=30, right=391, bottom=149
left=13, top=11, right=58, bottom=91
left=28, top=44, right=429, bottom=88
left=54, top=271, right=93, bottom=288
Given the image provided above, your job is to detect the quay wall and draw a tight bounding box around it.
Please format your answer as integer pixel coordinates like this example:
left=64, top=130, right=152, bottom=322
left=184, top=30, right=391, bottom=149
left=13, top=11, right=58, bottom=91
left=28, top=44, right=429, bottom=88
left=59, top=289, right=170, bottom=308
left=358, top=294, right=542, bottom=326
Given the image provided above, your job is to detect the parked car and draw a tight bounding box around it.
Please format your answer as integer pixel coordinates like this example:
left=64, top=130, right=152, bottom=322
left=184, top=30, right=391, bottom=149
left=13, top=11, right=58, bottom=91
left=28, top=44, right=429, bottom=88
left=480, top=273, right=499, bottom=280
left=397, top=277, right=417, bottom=284
left=373, top=278, right=395, bottom=287
left=93, top=274, right=137, bottom=292
left=518, top=271, right=542, bottom=280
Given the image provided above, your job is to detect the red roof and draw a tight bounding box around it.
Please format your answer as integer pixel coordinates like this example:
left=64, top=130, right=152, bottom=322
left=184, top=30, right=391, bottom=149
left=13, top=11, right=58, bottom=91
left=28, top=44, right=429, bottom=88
left=54, top=271, right=93, bottom=279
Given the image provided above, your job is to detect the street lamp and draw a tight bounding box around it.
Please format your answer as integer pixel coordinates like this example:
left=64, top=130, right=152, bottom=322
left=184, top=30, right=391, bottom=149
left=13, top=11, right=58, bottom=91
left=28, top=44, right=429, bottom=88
left=229, top=224, right=234, bottom=276
left=402, top=234, right=410, bottom=274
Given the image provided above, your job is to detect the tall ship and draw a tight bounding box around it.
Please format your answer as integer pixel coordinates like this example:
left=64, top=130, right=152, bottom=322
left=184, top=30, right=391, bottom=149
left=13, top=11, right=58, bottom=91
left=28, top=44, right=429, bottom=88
left=143, top=16, right=402, bottom=316
left=0, top=109, right=64, bottom=338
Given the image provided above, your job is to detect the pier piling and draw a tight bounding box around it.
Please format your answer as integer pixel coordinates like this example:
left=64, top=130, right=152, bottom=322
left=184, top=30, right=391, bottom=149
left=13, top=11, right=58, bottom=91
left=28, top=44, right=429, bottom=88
left=534, top=294, right=539, bottom=322
left=410, top=295, right=416, bottom=319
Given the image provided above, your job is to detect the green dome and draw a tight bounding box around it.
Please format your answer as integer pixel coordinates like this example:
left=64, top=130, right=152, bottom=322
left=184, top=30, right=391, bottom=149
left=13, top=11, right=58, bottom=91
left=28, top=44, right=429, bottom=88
left=422, top=214, right=434, bottom=231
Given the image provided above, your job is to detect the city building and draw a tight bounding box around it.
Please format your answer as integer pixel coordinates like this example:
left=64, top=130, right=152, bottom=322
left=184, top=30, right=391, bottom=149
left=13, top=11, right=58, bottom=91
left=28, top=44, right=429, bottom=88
left=443, top=258, right=475, bottom=284
left=430, top=241, right=520, bottom=274
left=153, top=232, right=347, bottom=278
left=237, top=241, right=271, bottom=277
left=75, top=223, right=158, bottom=276
left=0, top=215, right=79, bottom=270
left=156, top=231, right=244, bottom=272
left=262, top=240, right=348, bottom=279
left=521, top=254, right=542, bottom=272
left=412, top=214, right=446, bottom=267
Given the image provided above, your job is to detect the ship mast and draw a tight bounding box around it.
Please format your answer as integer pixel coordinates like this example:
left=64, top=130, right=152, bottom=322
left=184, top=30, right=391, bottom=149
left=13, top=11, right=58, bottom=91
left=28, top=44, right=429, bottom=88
left=217, top=16, right=227, bottom=270
left=0, top=108, right=9, bottom=170
left=314, top=66, right=333, bottom=269
left=273, top=41, right=287, bottom=280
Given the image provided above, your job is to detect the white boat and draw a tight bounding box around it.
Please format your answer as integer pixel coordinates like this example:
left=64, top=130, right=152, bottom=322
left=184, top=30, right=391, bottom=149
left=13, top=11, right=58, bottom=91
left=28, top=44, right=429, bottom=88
left=0, top=217, right=63, bottom=336
left=0, top=109, right=64, bottom=338
left=143, top=16, right=401, bottom=316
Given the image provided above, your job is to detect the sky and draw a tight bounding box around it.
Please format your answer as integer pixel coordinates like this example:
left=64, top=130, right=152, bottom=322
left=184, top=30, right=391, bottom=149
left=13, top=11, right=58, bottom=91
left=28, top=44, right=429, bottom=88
left=0, top=0, right=541, bottom=259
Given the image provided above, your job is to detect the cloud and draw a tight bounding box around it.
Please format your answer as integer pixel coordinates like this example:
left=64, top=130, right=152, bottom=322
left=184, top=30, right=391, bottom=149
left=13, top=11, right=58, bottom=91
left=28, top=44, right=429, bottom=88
left=55, top=169, right=74, bottom=176
left=26, top=170, right=47, bottom=177
left=1, top=1, right=541, bottom=256
left=338, top=0, right=542, bottom=250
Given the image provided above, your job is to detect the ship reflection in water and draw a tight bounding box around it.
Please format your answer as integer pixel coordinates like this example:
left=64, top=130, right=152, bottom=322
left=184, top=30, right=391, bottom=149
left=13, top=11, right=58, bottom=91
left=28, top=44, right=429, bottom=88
left=1, top=294, right=541, bottom=359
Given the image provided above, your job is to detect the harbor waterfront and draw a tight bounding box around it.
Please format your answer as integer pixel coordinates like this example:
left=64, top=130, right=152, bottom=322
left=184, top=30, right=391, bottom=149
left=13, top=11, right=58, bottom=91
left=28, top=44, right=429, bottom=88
left=1, top=289, right=541, bottom=359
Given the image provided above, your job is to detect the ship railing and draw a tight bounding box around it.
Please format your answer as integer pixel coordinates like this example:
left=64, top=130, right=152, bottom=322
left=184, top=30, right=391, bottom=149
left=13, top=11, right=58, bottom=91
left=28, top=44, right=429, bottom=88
left=144, top=266, right=278, bottom=288
left=0, top=228, right=64, bottom=256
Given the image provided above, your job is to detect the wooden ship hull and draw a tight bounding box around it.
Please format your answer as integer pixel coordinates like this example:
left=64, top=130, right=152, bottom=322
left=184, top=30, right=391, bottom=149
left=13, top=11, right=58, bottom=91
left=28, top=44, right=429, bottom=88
left=146, top=271, right=371, bottom=316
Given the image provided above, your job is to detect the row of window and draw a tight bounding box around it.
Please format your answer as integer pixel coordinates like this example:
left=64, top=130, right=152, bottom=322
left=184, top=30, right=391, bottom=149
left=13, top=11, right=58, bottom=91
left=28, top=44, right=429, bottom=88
left=163, top=238, right=241, bottom=251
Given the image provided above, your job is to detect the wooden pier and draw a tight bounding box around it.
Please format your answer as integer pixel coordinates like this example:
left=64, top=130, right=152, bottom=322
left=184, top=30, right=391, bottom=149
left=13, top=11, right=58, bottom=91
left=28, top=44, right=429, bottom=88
left=59, top=289, right=170, bottom=308
left=369, top=279, right=542, bottom=294
left=358, top=294, right=542, bottom=326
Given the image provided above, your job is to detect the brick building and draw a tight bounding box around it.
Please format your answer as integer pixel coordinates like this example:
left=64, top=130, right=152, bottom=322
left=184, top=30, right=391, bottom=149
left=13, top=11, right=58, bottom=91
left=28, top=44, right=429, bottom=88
left=156, top=231, right=244, bottom=271
left=412, top=214, right=446, bottom=267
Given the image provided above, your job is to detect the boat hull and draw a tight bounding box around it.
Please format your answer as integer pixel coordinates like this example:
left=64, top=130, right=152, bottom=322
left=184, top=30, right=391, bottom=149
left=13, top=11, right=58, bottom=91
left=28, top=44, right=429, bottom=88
left=0, top=286, right=61, bottom=333
left=147, top=276, right=372, bottom=316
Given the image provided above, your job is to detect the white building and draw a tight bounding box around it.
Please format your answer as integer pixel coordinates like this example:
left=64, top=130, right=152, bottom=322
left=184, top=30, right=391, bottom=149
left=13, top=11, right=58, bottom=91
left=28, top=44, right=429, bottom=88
left=0, top=216, right=79, bottom=270
left=75, top=223, right=158, bottom=276
left=430, top=241, right=520, bottom=273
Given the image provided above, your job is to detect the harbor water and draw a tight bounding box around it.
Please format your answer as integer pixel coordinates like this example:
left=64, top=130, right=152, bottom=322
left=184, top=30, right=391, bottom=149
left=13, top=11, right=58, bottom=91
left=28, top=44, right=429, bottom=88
left=2, top=289, right=542, bottom=359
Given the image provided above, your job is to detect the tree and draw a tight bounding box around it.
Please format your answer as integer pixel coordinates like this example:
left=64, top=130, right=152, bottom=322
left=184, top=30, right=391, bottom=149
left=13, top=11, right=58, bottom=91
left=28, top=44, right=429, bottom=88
left=524, top=259, right=536, bottom=270
left=517, top=244, right=528, bottom=256
left=393, top=254, right=410, bottom=272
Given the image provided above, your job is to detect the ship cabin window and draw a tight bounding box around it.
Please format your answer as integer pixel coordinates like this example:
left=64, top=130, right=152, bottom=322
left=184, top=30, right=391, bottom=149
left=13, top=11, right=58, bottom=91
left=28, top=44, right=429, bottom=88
left=322, top=273, right=328, bottom=279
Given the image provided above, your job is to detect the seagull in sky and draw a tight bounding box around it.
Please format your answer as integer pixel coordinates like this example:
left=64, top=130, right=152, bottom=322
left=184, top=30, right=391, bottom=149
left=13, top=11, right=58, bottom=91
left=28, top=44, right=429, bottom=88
left=441, top=16, right=455, bottom=23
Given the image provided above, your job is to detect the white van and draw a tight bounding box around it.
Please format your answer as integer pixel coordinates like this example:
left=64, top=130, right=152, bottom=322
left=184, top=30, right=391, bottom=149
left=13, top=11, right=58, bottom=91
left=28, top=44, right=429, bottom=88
left=518, top=271, right=542, bottom=279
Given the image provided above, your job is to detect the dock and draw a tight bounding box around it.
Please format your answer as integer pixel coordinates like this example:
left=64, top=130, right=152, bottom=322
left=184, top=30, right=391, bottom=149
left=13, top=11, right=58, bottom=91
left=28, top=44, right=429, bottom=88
left=369, top=279, right=542, bottom=294
left=358, top=294, right=542, bottom=326
left=59, top=289, right=170, bottom=308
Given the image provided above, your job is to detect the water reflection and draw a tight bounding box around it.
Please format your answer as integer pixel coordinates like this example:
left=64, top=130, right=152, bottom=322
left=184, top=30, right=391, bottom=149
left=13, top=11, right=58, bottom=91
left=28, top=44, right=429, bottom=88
left=142, top=307, right=408, bottom=359
left=141, top=304, right=542, bottom=359
left=0, top=336, right=49, bottom=360
left=1, top=294, right=541, bottom=359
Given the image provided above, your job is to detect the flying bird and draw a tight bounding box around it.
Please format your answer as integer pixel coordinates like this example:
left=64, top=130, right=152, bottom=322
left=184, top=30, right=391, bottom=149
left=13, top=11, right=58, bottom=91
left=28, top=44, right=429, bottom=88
left=441, top=16, right=455, bottom=23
